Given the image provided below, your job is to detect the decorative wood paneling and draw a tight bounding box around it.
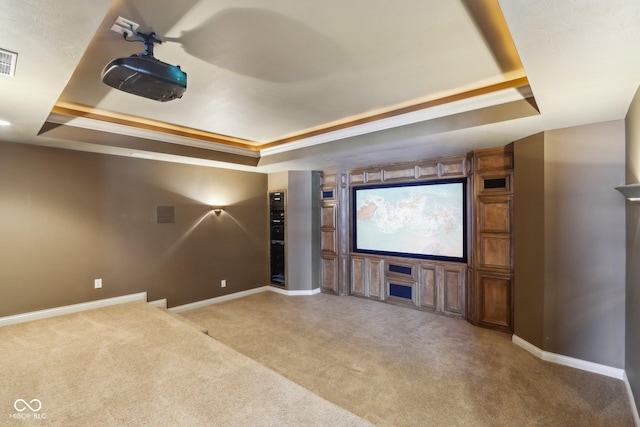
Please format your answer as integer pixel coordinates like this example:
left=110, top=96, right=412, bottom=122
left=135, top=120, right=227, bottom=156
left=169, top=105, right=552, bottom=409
left=478, top=197, right=512, bottom=233
left=440, top=159, right=466, bottom=177
left=321, top=204, right=337, bottom=229
left=417, top=162, right=439, bottom=179
left=322, top=173, right=337, bottom=186
left=466, top=268, right=476, bottom=321
left=319, top=171, right=340, bottom=295
left=469, top=145, right=514, bottom=333
left=351, top=257, right=366, bottom=296
left=321, top=154, right=470, bottom=319
left=350, top=173, right=365, bottom=184
left=350, top=154, right=468, bottom=188
left=477, top=272, right=512, bottom=330
left=336, top=171, right=351, bottom=296
left=321, top=255, right=338, bottom=294
left=479, top=236, right=511, bottom=270
left=367, top=258, right=385, bottom=300
left=418, top=263, right=437, bottom=310
left=382, top=261, right=467, bottom=318
left=443, top=265, right=465, bottom=317
left=351, top=256, right=385, bottom=299
left=475, top=147, right=514, bottom=174
left=383, top=166, right=417, bottom=181
left=365, top=170, right=383, bottom=182
left=321, top=230, right=336, bottom=253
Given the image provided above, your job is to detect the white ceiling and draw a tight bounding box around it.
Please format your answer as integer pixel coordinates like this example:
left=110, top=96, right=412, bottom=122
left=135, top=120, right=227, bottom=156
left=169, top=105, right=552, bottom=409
left=1, top=0, right=640, bottom=173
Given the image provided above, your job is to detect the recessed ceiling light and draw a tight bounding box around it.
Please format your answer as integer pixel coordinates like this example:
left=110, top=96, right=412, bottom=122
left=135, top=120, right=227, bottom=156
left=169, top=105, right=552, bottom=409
left=0, top=120, right=10, bottom=126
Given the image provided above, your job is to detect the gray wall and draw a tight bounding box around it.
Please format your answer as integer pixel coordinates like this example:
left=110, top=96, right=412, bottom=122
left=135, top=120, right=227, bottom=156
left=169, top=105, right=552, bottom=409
left=287, top=171, right=320, bottom=291
left=625, top=85, right=640, bottom=411
left=268, top=171, right=320, bottom=291
left=543, top=121, right=626, bottom=368
left=513, top=122, right=626, bottom=369
left=0, top=141, right=269, bottom=316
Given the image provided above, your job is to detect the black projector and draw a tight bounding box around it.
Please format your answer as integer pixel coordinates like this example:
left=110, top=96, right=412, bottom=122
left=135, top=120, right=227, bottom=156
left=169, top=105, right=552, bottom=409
left=101, top=55, right=187, bottom=102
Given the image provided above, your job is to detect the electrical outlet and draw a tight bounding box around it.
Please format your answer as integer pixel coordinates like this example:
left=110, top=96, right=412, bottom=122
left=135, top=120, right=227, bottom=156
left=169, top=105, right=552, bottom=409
left=94, top=278, right=102, bottom=289
left=221, top=279, right=226, bottom=288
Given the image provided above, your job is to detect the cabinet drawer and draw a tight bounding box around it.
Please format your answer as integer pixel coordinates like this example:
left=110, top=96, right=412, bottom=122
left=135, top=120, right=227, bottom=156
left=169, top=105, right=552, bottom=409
left=385, top=259, right=417, bottom=280
left=386, top=277, right=417, bottom=306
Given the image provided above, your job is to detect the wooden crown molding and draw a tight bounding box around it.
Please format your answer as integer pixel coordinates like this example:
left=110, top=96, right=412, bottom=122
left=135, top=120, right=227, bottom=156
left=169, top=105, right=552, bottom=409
left=52, top=75, right=530, bottom=154
left=262, top=76, right=530, bottom=148
left=51, top=102, right=260, bottom=151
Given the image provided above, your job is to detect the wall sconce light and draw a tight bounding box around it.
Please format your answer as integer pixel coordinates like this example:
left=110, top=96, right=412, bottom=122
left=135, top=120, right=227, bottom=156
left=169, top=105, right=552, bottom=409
left=615, top=184, right=640, bottom=203
left=210, top=206, right=225, bottom=216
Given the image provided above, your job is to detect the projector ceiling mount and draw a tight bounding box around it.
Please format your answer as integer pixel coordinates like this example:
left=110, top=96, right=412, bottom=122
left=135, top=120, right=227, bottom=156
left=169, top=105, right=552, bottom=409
left=129, top=30, right=162, bottom=57
left=101, top=16, right=187, bottom=102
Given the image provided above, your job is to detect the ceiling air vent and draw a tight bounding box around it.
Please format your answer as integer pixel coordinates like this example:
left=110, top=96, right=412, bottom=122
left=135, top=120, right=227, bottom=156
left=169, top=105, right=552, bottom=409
left=0, top=49, right=18, bottom=77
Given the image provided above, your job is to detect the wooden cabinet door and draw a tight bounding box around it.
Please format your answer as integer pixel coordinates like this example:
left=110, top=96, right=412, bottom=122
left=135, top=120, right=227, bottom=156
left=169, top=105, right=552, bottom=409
left=442, top=264, right=466, bottom=317
left=476, top=271, right=513, bottom=331
left=351, top=256, right=384, bottom=299
left=476, top=196, right=513, bottom=272
left=319, top=187, right=339, bottom=294
left=477, top=196, right=512, bottom=234
left=470, top=146, right=514, bottom=334
left=321, top=254, right=339, bottom=294
left=367, top=258, right=385, bottom=300
left=418, top=263, right=437, bottom=311
left=351, top=256, right=366, bottom=296
left=418, top=263, right=466, bottom=318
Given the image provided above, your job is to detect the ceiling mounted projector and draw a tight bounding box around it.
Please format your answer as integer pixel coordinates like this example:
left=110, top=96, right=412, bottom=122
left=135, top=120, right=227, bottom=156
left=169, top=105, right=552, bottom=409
left=102, top=30, right=186, bottom=102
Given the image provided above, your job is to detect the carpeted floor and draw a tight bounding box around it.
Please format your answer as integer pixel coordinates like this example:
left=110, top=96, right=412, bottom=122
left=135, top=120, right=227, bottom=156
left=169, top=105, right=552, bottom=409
left=182, top=292, right=634, bottom=426
left=0, top=301, right=371, bottom=426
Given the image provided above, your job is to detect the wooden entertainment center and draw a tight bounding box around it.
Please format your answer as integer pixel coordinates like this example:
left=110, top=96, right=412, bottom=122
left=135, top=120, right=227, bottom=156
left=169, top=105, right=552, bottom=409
left=320, top=145, right=514, bottom=333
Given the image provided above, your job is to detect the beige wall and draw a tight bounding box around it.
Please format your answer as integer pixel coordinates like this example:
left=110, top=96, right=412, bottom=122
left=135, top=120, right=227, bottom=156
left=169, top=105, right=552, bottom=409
left=513, top=132, right=545, bottom=348
left=625, top=84, right=640, bottom=411
left=0, top=141, right=269, bottom=316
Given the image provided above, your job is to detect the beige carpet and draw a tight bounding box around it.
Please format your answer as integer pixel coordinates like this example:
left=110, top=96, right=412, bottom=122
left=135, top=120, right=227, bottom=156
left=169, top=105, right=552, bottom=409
left=0, top=301, right=371, bottom=426
left=182, top=292, right=634, bottom=426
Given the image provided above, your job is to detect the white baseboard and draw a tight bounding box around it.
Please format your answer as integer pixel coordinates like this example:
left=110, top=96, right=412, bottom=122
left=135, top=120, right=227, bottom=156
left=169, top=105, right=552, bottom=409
left=0, top=285, right=323, bottom=326
left=170, top=285, right=322, bottom=312
left=0, top=292, right=148, bottom=327
left=512, top=335, right=544, bottom=359
left=170, top=286, right=271, bottom=313
left=512, top=335, right=625, bottom=380
left=512, top=334, right=640, bottom=424
left=269, top=286, right=321, bottom=296
left=148, top=299, right=167, bottom=309
left=624, top=371, right=640, bottom=427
